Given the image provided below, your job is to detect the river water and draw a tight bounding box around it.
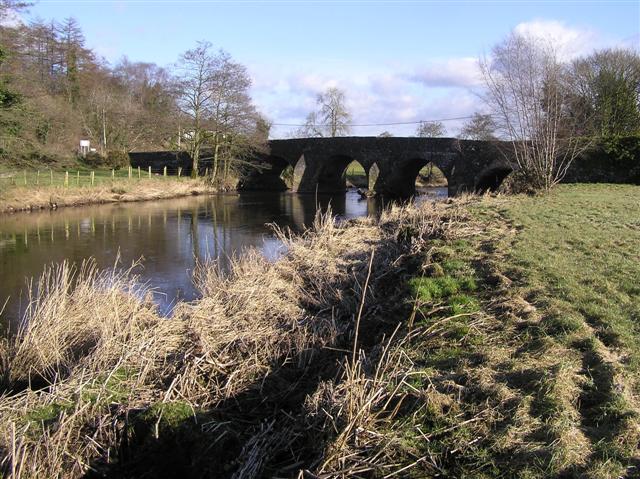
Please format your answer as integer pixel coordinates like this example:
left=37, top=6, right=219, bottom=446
left=0, top=188, right=446, bottom=328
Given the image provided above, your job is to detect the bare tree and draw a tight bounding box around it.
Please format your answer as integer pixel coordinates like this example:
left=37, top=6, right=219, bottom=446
left=480, top=33, right=588, bottom=191
left=459, top=113, right=497, bottom=140
left=174, top=41, right=215, bottom=177
left=207, top=50, right=258, bottom=180
left=416, top=121, right=445, bottom=137
left=295, top=87, right=351, bottom=137
left=295, top=111, right=324, bottom=137
left=318, top=87, right=351, bottom=137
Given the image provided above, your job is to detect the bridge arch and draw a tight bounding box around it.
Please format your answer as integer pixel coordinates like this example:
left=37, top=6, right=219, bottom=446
left=317, top=154, right=364, bottom=192
left=475, top=164, right=513, bottom=193
left=377, top=157, right=451, bottom=197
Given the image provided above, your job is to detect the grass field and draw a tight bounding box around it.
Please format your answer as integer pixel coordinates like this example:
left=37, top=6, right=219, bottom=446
left=395, top=184, right=640, bottom=477
left=0, top=166, right=184, bottom=190
left=0, top=166, right=212, bottom=213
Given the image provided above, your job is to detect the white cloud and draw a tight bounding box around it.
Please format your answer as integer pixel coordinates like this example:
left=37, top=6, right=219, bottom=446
left=409, top=57, right=483, bottom=88
left=250, top=19, right=627, bottom=139
left=250, top=63, right=485, bottom=138
left=514, top=19, right=601, bottom=60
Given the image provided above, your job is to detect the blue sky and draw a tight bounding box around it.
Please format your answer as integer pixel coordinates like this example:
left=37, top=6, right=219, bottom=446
left=24, top=0, right=640, bottom=137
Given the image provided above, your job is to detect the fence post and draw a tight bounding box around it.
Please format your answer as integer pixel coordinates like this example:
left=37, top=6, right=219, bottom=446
left=178, top=167, right=182, bottom=178
left=77, top=171, right=80, bottom=186
left=91, top=171, right=95, bottom=186
left=23, top=170, right=27, bottom=185
left=137, top=166, right=141, bottom=179
left=50, top=170, right=53, bottom=185
left=148, top=166, right=151, bottom=178
left=64, top=171, right=69, bottom=188
left=36, top=170, right=40, bottom=185
left=205, top=167, right=209, bottom=177
left=112, top=169, right=115, bottom=180
left=163, top=166, right=167, bottom=177
left=128, top=166, right=132, bottom=180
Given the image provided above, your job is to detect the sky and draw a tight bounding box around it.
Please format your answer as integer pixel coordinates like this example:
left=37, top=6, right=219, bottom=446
left=20, top=0, right=640, bottom=138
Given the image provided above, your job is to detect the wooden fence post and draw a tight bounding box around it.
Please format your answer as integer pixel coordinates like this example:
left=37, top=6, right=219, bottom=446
left=128, top=166, right=132, bottom=180
left=178, top=167, right=182, bottom=178
left=50, top=170, right=53, bottom=185
left=23, top=170, right=27, bottom=185
left=64, top=171, right=69, bottom=188
left=163, top=166, right=167, bottom=177
left=148, top=166, right=151, bottom=178
left=112, top=169, right=115, bottom=180
left=36, top=170, right=40, bottom=185
left=91, top=171, right=95, bottom=186
left=137, top=166, right=141, bottom=179
left=77, top=171, right=80, bottom=186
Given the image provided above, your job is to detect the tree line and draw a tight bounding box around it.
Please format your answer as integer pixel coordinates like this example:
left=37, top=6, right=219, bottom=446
left=0, top=1, right=267, bottom=181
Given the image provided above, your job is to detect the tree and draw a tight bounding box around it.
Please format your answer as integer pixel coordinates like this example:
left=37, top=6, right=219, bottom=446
left=480, top=33, right=587, bottom=191
left=207, top=50, right=258, bottom=180
left=296, top=111, right=324, bottom=137
left=566, top=48, right=640, bottom=136
left=296, top=87, right=351, bottom=137
left=416, top=121, right=445, bottom=137
left=174, top=41, right=216, bottom=177
left=378, top=130, right=393, bottom=137
left=0, top=0, right=30, bottom=22
left=318, top=87, right=351, bottom=137
left=459, top=113, right=497, bottom=140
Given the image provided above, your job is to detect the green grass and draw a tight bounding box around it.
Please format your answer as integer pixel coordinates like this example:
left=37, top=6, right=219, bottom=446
left=485, top=184, right=640, bottom=377
left=0, top=165, right=188, bottom=191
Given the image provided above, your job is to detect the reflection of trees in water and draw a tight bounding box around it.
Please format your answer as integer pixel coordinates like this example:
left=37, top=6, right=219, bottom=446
left=0, top=192, right=385, bottom=326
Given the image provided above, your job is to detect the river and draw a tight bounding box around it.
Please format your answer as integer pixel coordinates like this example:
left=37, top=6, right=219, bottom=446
left=0, top=188, right=446, bottom=329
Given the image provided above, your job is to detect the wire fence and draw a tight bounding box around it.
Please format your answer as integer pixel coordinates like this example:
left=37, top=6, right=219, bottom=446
left=0, top=166, right=196, bottom=190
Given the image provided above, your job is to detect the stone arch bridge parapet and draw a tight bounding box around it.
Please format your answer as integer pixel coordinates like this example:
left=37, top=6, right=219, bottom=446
left=260, top=137, right=511, bottom=196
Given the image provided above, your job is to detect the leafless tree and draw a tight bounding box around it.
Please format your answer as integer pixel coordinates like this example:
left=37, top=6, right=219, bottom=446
left=416, top=121, right=445, bottom=137
left=318, top=87, right=351, bottom=137
left=296, top=111, right=324, bottom=137
left=174, top=41, right=215, bottom=177
left=296, top=87, right=351, bottom=137
left=459, top=113, right=497, bottom=140
left=480, top=33, right=588, bottom=191
left=206, top=50, right=259, bottom=180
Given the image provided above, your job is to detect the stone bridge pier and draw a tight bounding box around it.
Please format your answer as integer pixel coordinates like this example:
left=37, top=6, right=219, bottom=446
left=242, top=137, right=512, bottom=197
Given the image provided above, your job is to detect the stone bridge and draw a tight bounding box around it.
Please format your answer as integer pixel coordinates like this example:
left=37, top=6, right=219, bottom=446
left=243, top=137, right=512, bottom=196
left=129, top=137, right=513, bottom=197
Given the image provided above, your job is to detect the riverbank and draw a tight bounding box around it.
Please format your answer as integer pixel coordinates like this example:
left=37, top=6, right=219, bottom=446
left=0, top=177, right=218, bottom=214
left=0, top=184, right=638, bottom=477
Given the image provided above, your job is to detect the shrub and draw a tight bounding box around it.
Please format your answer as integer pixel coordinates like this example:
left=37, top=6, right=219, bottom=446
left=106, top=150, right=130, bottom=169
left=83, top=151, right=106, bottom=167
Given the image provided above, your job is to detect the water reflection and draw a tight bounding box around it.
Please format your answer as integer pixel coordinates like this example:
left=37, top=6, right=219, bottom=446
left=0, top=188, right=446, bottom=327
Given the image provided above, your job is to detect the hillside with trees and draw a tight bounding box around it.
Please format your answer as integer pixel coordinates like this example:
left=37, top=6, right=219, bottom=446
left=0, top=0, right=266, bottom=179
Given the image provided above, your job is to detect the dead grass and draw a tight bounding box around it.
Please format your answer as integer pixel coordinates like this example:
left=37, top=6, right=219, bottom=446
left=0, top=178, right=216, bottom=214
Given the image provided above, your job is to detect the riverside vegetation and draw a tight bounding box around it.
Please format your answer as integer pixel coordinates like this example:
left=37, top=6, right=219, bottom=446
left=0, top=183, right=638, bottom=478
left=0, top=165, right=221, bottom=214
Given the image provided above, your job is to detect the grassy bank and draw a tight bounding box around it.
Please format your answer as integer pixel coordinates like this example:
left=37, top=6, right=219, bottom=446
left=0, top=184, right=638, bottom=477
left=0, top=172, right=218, bottom=214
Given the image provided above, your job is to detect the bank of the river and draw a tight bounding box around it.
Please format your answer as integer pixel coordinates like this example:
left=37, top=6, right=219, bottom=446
left=0, top=177, right=218, bottom=214
left=0, top=184, right=638, bottom=478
